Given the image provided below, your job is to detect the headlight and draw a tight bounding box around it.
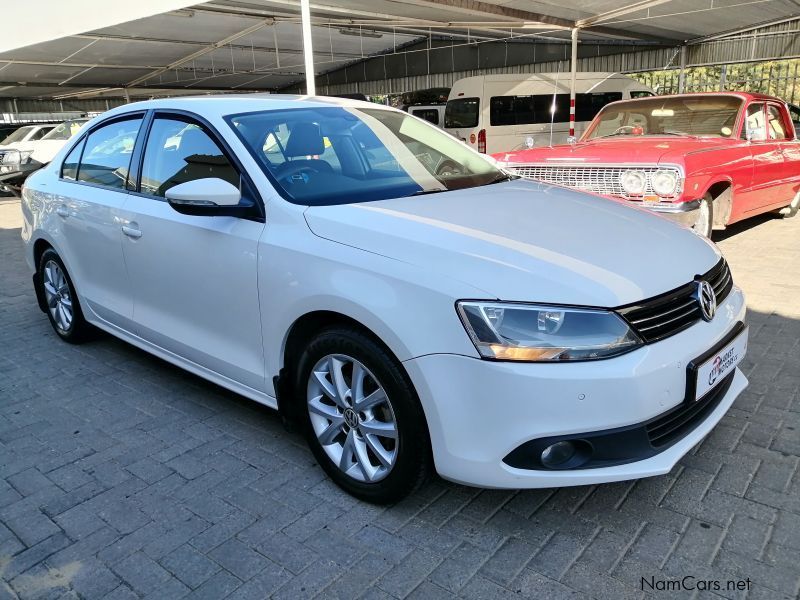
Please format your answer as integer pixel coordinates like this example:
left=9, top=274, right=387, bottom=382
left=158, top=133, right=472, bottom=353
left=0, top=150, right=32, bottom=167
left=456, top=301, right=642, bottom=362
left=651, top=169, right=679, bottom=197
left=619, top=169, right=646, bottom=195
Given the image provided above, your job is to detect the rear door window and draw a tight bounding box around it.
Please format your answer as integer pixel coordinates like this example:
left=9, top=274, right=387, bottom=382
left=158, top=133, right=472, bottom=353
left=766, top=104, right=788, bottom=140
left=76, top=117, right=142, bottom=189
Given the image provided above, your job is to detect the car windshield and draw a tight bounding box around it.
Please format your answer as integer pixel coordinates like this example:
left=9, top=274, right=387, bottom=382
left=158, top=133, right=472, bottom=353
left=227, top=106, right=507, bottom=206
left=585, top=96, right=744, bottom=140
left=42, top=120, right=88, bottom=141
left=2, top=126, right=37, bottom=144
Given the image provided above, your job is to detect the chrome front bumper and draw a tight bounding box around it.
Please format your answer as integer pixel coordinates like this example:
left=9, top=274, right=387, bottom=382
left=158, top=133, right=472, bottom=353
left=632, top=199, right=701, bottom=227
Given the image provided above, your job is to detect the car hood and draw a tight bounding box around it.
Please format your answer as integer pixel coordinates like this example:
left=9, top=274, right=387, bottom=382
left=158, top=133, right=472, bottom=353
left=495, top=136, right=735, bottom=166
left=303, top=180, right=721, bottom=307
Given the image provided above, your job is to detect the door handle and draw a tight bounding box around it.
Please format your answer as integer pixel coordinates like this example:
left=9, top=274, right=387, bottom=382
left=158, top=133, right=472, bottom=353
left=56, top=205, right=69, bottom=218
left=121, top=225, right=142, bottom=239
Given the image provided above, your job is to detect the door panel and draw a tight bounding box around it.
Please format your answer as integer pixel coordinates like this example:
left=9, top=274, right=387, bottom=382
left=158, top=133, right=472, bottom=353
left=54, top=116, right=143, bottom=328
left=742, top=102, right=785, bottom=212
left=118, top=197, right=266, bottom=389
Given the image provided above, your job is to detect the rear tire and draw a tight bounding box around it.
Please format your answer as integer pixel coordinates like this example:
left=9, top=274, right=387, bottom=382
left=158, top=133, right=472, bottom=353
left=295, top=326, right=431, bottom=504
left=38, top=249, right=92, bottom=344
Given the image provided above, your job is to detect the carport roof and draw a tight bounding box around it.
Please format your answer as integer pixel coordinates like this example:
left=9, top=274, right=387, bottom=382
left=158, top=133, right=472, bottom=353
left=1, top=0, right=798, bottom=101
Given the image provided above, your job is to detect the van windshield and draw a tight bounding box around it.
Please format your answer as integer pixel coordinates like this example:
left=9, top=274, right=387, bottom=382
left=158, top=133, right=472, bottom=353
left=444, top=98, right=479, bottom=128
left=227, top=106, right=508, bottom=206
left=585, top=96, right=743, bottom=139
left=1, top=126, right=35, bottom=144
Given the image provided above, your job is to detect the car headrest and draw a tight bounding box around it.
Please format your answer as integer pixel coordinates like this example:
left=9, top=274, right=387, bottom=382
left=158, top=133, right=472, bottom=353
left=285, top=122, right=325, bottom=157
left=179, top=128, right=220, bottom=157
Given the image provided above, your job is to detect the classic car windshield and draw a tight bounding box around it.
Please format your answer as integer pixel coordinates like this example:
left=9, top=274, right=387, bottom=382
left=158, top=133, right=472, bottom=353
left=227, top=106, right=508, bottom=206
left=585, top=96, right=743, bottom=140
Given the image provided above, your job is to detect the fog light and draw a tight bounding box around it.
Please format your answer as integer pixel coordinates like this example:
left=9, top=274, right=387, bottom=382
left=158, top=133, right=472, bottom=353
left=541, top=441, right=576, bottom=468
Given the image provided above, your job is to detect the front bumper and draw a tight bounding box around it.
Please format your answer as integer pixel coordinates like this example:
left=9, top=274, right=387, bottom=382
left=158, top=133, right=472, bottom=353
left=404, top=286, right=747, bottom=488
left=630, top=199, right=701, bottom=227
left=0, top=162, right=42, bottom=186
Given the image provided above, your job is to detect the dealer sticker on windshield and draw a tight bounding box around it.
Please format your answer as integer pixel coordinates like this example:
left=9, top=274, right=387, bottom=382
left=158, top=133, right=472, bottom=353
left=694, top=328, right=748, bottom=401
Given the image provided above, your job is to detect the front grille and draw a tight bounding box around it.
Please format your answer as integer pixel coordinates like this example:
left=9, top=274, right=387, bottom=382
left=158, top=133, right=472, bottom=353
left=618, top=259, right=733, bottom=343
left=508, top=164, right=681, bottom=198
left=646, top=371, right=734, bottom=447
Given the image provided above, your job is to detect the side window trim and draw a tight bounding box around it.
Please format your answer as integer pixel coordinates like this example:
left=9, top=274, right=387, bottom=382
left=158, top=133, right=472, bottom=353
left=133, top=109, right=265, bottom=221
left=58, top=111, right=147, bottom=191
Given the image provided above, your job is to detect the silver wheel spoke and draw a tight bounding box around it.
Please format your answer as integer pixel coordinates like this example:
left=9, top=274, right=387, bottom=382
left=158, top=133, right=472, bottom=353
left=308, top=396, right=339, bottom=419
left=351, top=362, right=366, bottom=405
left=359, top=418, right=397, bottom=440
left=313, top=369, right=341, bottom=405
left=364, top=434, right=393, bottom=468
left=43, top=281, right=57, bottom=297
left=329, top=357, right=351, bottom=407
left=352, top=435, right=378, bottom=481
left=318, top=418, right=345, bottom=445
left=356, top=388, right=387, bottom=411
left=339, top=429, right=356, bottom=471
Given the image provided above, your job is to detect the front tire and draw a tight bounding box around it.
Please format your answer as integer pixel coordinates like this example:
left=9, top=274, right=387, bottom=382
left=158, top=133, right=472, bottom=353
left=692, top=195, right=713, bottom=238
left=38, top=249, right=92, bottom=343
left=295, top=326, right=431, bottom=504
left=777, top=192, right=800, bottom=219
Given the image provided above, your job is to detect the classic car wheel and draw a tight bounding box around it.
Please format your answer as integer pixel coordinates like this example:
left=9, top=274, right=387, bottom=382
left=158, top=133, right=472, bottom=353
left=777, top=192, right=800, bottom=219
left=296, top=326, right=431, bottom=504
left=692, top=197, right=713, bottom=238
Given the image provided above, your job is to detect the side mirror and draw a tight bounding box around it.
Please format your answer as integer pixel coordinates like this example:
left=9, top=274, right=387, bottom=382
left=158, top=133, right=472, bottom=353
left=166, top=178, right=251, bottom=217
left=566, top=136, right=577, bottom=146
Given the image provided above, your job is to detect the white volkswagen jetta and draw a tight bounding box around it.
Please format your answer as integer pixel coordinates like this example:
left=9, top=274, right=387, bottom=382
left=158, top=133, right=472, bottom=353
left=20, top=96, right=748, bottom=503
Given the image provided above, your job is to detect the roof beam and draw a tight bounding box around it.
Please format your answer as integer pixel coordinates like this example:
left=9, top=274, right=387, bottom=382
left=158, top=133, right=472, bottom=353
left=126, top=18, right=274, bottom=87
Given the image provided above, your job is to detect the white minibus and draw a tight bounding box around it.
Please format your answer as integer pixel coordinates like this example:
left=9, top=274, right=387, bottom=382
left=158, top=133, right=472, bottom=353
left=443, top=73, right=653, bottom=153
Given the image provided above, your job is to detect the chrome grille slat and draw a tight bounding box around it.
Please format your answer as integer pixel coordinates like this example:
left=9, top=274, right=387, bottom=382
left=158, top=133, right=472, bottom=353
left=618, top=259, right=733, bottom=343
left=628, top=297, right=697, bottom=325
left=509, top=165, right=681, bottom=198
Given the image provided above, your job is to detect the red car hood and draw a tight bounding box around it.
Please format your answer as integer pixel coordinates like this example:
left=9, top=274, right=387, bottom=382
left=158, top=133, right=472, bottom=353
left=495, top=136, right=735, bottom=166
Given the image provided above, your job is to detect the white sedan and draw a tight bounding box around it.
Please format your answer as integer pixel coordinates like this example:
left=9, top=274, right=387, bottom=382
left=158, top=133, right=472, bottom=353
left=20, top=96, right=748, bottom=503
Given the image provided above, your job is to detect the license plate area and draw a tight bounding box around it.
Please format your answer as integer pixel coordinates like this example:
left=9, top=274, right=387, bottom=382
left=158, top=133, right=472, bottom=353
left=686, top=322, right=747, bottom=402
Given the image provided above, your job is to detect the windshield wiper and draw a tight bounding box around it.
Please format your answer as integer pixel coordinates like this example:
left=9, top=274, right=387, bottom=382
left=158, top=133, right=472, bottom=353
left=411, top=188, right=448, bottom=196
left=483, top=173, right=518, bottom=186
left=659, top=130, right=697, bottom=137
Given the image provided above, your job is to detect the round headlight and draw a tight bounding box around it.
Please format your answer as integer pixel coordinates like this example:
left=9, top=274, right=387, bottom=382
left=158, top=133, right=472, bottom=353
left=619, top=170, right=647, bottom=195
left=651, top=170, right=678, bottom=197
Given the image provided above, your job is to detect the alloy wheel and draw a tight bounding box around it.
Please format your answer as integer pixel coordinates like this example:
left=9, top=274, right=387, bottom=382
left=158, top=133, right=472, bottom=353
left=42, top=260, right=73, bottom=332
left=307, top=354, right=399, bottom=482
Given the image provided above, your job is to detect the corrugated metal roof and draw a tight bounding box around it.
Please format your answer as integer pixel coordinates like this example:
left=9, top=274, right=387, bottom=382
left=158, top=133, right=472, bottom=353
left=0, top=0, right=797, bottom=101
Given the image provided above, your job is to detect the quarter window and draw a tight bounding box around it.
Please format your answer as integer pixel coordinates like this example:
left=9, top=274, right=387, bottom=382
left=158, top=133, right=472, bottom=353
left=61, top=138, right=86, bottom=181
left=76, top=117, right=142, bottom=189
left=140, top=118, right=240, bottom=197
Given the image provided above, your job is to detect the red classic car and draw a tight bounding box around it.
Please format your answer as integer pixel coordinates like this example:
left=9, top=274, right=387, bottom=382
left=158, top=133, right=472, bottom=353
left=493, top=92, right=800, bottom=237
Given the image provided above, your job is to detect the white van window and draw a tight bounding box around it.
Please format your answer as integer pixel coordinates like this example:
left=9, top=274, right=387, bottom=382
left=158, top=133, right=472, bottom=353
left=489, top=93, right=623, bottom=126
left=444, top=98, right=479, bottom=128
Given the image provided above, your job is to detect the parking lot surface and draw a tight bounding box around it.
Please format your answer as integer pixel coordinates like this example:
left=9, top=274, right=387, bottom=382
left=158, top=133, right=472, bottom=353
left=1, top=196, right=798, bottom=600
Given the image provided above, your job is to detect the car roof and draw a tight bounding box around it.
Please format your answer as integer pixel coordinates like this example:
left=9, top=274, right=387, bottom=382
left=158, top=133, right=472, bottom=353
left=98, top=94, right=391, bottom=122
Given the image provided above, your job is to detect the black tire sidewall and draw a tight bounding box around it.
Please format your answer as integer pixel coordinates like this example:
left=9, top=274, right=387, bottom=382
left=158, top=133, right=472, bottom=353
left=295, top=326, right=430, bottom=504
left=38, top=249, right=88, bottom=343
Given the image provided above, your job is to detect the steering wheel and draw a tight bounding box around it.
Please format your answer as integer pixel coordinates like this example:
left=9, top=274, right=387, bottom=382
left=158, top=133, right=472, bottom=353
left=612, top=125, right=638, bottom=136
left=436, top=160, right=463, bottom=177
left=277, top=163, right=322, bottom=180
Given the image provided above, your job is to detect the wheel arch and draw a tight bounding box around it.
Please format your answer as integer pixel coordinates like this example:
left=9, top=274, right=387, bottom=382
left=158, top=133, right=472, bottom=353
left=704, top=179, right=733, bottom=229
left=274, top=309, right=419, bottom=428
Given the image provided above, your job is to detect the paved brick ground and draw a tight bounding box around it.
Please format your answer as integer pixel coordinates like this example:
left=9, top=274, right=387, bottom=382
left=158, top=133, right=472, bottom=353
left=1, top=195, right=799, bottom=599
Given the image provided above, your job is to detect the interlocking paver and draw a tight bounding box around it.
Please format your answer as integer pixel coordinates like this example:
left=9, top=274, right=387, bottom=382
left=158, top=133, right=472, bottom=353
left=1, top=196, right=800, bottom=598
